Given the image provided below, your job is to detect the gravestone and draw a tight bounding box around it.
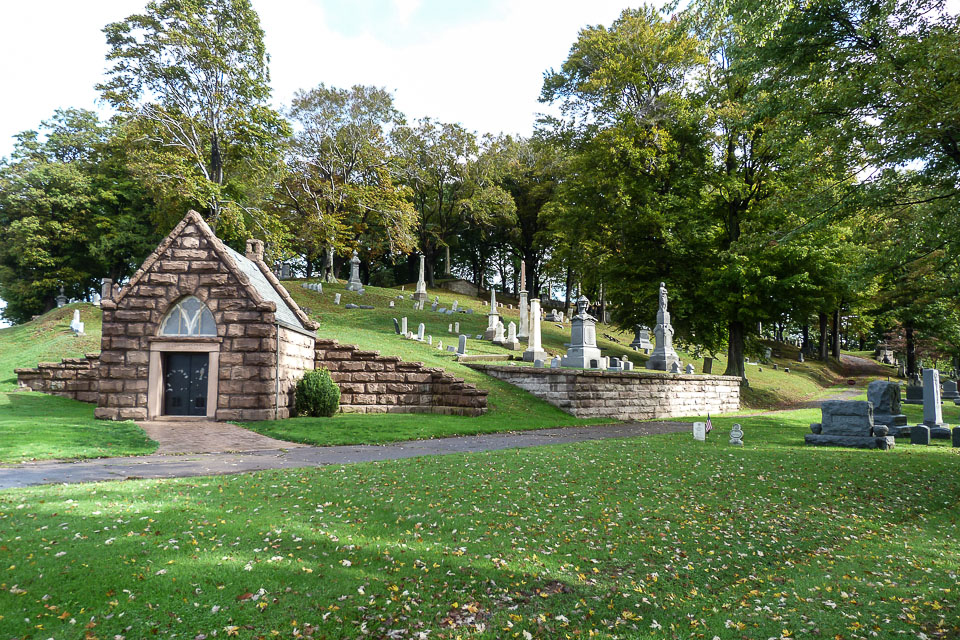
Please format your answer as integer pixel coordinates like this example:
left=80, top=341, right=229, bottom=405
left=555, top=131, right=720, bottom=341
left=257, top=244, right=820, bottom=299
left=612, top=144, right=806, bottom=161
left=483, top=288, right=500, bottom=340
left=70, top=309, right=85, bottom=336
left=437, top=340, right=443, bottom=350
left=345, top=250, right=365, bottom=292
left=401, top=317, right=408, bottom=335
left=729, top=424, right=743, bottom=446
left=413, top=254, right=428, bottom=304
left=806, top=400, right=895, bottom=449
left=904, top=372, right=923, bottom=404
left=457, top=334, right=467, bottom=356
left=646, top=282, right=680, bottom=371
left=448, top=323, right=453, bottom=333
left=762, top=347, right=772, bottom=363
left=622, top=355, right=634, bottom=371
left=475, top=335, right=482, bottom=340
left=447, top=345, right=456, bottom=352
left=518, top=262, right=529, bottom=340
left=868, top=380, right=908, bottom=435
left=522, top=299, right=549, bottom=363
left=952, top=427, right=960, bottom=448
left=629, top=325, right=653, bottom=350
left=416, top=323, right=425, bottom=341
left=910, top=424, right=931, bottom=445
left=334, top=293, right=341, bottom=305
left=693, top=422, right=706, bottom=441
left=560, top=295, right=603, bottom=369
left=942, top=379, right=960, bottom=400
left=504, top=321, right=521, bottom=350
left=56, top=286, right=68, bottom=308
left=438, top=307, right=447, bottom=314
left=393, top=318, right=400, bottom=335
left=390, top=300, right=395, bottom=308
left=280, top=263, right=292, bottom=279
left=428, top=335, right=432, bottom=345
left=431, top=302, right=438, bottom=312
left=454, top=322, right=460, bottom=334
left=797, top=352, right=804, bottom=363
left=684, top=364, right=695, bottom=374
left=772, top=363, right=778, bottom=370
left=534, top=359, right=545, bottom=368
left=451, top=300, right=459, bottom=312
left=545, top=309, right=563, bottom=322
left=918, top=368, right=950, bottom=438
left=702, top=357, right=713, bottom=374
left=492, top=320, right=505, bottom=345
left=344, top=303, right=359, bottom=309
left=92, top=293, right=101, bottom=307
left=550, top=356, right=561, bottom=368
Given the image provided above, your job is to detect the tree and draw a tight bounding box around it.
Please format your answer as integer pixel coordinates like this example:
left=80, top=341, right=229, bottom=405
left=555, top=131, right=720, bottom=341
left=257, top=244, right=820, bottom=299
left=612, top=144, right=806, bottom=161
left=0, top=109, right=159, bottom=323
left=277, top=84, right=417, bottom=277
left=98, top=0, right=288, bottom=243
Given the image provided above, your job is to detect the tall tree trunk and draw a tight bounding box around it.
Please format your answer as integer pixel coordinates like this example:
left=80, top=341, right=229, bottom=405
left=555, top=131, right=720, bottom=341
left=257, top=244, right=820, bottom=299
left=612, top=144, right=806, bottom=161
left=831, top=308, right=841, bottom=359
left=305, top=257, right=313, bottom=279
left=724, top=320, right=747, bottom=380
left=444, top=245, right=451, bottom=276
left=906, top=322, right=916, bottom=377
left=564, top=267, right=573, bottom=311
left=801, top=323, right=810, bottom=354
left=426, top=254, right=436, bottom=288
left=818, top=312, right=829, bottom=360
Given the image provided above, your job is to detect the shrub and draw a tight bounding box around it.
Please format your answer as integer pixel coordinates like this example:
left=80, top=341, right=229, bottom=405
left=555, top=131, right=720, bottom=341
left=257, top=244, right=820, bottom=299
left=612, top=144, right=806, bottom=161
left=295, top=368, right=340, bottom=417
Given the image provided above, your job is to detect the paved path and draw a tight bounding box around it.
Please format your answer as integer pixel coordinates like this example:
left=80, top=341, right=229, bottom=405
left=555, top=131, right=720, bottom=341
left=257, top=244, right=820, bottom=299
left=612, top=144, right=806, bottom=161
left=0, top=421, right=689, bottom=490
left=138, top=420, right=306, bottom=454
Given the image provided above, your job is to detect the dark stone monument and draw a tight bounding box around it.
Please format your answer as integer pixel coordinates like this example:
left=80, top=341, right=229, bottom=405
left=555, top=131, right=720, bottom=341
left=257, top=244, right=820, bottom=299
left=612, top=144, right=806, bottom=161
left=910, top=424, right=931, bottom=445
left=952, top=426, right=960, bottom=448
left=702, top=357, right=713, bottom=375
left=904, top=373, right=923, bottom=405
left=868, top=380, right=908, bottom=435
left=806, top=400, right=895, bottom=450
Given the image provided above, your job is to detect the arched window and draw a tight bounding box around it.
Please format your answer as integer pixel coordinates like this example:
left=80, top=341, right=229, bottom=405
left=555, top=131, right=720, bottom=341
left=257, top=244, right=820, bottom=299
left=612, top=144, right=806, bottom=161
left=160, top=296, right=216, bottom=336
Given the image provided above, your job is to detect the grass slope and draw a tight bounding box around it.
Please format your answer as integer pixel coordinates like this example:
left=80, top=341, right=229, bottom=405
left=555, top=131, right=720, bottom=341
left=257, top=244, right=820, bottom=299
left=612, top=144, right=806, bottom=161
left=0, top=409, right=957, bottom=639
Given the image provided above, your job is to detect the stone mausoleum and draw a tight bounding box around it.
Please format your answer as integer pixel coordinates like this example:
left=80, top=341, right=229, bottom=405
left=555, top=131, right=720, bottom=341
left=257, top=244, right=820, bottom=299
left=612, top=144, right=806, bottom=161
left=17, top=210, right=488, bottom=420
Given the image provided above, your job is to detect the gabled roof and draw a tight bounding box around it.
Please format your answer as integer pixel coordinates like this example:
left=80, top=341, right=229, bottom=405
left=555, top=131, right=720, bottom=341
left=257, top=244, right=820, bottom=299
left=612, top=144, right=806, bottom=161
left=112, top=210, right=317, bottom=333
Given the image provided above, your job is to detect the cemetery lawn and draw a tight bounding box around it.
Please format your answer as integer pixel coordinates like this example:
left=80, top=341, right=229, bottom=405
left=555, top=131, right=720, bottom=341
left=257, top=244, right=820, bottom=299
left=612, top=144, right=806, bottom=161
left=0, top=392, right=157, bottom=463
left=2, top=408, right=958, bottom=639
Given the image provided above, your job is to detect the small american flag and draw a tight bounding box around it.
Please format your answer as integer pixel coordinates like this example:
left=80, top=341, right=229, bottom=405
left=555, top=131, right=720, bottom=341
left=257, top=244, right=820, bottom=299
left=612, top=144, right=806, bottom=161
left=705, top=414, right=713, bottom=435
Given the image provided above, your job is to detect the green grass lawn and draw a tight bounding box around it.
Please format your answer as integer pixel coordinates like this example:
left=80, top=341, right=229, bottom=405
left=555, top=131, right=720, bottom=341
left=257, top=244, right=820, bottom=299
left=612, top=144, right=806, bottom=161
left=1, top=408, right=957, bottom=639
left=0, top=392, right=157, bottom=463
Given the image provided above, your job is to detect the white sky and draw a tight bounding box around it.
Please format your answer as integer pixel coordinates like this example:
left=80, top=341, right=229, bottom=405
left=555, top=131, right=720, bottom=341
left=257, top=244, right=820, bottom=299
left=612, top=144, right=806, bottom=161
left=0, top=0, right=642, bottom=159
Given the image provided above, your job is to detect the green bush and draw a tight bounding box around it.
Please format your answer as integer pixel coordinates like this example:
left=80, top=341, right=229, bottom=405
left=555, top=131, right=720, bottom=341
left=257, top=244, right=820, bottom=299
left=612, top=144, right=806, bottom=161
left=295, top=368, right=340, bottom=417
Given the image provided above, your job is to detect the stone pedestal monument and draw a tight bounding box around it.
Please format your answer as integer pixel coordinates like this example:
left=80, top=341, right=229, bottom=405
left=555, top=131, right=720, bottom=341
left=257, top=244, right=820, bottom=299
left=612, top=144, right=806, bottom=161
left=646, top=282, right=680, bottom=371
left=904, top=372, right=923, bottom=405
left=560, top=295, right=603, bottom=369
left=55, top=286, right=68, bottom=308
left=345, top=250, right=364, bottom=292
left=518, top=262, right=529, bottom=340
left=413, top=255, right=428, bottom=305
left=483, top=287, right=500, bottom=340
left=629, top=325, right=653, bottom=350
left=918, top=368, right=950, bottom=438
left=868, top=380, right=908, bottom=435
left=522, top=299, right=548, bottom=363
left=942, top=379, right=960, bottom=400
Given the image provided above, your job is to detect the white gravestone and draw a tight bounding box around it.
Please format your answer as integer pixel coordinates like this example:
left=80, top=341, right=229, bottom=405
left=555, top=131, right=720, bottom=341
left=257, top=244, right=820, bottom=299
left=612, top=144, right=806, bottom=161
left=413, top=254, right=428, bottom=304
left=492, top=320, right=505, bottom=345
left=334, top=293, right=341, bottom=305
left=483, top=288, right=500, bottom=340
left=345, top=250, right=364, bottom=292
left=401, top=317, right=408, bottom=335
left=729, top=423, right=743, bottom=446
left=416, top=323, right=425, bottom=341
left=693, top=422, right=706, bottom=441
left=523, top=299, right=548, bottom=363
left=504, top=321, right=521, bottom=350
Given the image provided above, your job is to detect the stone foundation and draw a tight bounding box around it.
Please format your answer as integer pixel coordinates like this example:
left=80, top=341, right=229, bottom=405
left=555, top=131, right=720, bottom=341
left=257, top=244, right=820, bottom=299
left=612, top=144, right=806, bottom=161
left=315, top=339, right=488, bottom=416
left=467, top=364, right=740, bottom=420
left=15, top=355, right=101, bottom=403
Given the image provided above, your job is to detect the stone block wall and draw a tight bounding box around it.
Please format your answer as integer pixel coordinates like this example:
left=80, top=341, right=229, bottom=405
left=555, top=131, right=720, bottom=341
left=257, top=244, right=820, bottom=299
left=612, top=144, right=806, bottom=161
left=278, top=326, right=316, bottom=418
left=16, top=355, right=101, bottom=403
left=467, top=365, right=740, bottom=420
left=314, top=339, right=488, bottom=416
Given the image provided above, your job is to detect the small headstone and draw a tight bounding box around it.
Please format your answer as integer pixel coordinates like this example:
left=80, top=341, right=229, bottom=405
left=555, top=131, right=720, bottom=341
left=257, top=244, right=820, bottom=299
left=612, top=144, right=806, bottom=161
left=684, top=364, right=695, bottom=374
left=772, top=364, right=778, bottom=370
left=693, top=422, right=706, bottom=441
left=344, top=303, right=359, bottom=309
left=669, top=362, right=681, bottom=374
left=448, top=323, right=453, bottom=333
left=492, top=320, right=505, bottom=345
left=465, top=308, right=474, bottom=314
left=393, top=318, right=401, bottom=335
left=911, top=425, right=931, bottom=445
left=401, top=317, right=408, bottom=335
left=317, top=282, right=322, bottom=294
left=475, top=334, right=482, bottom=340
left=952, top=426, right=960, bottom=448
left=451, top=300, right=459, bottom=311
left=550, top=356, right=561, bottom=368
left=534, top=359, right=545, bottom=368
left=702, top=357, right=713, bottom=374
left=454, top=322, right=460, bottom=334
left=437, top=340, right=443, bottom=350
left=438, top=308, right=447, bottom=314
left=942, top=379, right=960, bottom=400
left=622, top=356, right=634, bottom=371
left=431, top=303, right=438, bottom=312
left=390, top=300, right=395, bottom=308
left=416, top=323, right=425, bottom=341
left=784, top=367, right=790, bottom=373
left=428, top=335, right=432, bottom=345
left=797, top=352, right=804, bottom=363
left=447, top=345, right=456, bottom=352
left=729, top=423, right=744, bottom=446
left=334, top=293, right=341, bottom=305
left=457, top=334, right=467, bottom=355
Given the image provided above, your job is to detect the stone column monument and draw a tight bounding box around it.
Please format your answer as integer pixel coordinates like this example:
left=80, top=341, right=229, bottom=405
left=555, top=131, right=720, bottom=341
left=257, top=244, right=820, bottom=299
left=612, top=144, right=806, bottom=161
left=483, top=287, right=500, bottom=340
left=522, top=299, right=548, bottom=363
left=413, top=254, right=428, bottom=305
left=646, top=282, right=680, bottom=371
left=345, top=250, right=365, bottom=292
left=560, top=295, right=603, bottom=368
left=518, top=262, right=529, bottom=340
left=919, top=368, right=951, bottom=438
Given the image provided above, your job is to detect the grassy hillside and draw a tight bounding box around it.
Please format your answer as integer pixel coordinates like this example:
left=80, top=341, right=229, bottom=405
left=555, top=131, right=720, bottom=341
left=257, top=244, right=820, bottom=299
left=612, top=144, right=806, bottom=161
left=0, top=303, right=101, bottom=391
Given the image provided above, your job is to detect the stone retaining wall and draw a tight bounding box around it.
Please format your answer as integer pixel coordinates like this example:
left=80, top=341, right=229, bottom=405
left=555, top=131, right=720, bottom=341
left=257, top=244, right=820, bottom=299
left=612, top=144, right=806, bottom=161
left=16, top=355, right=101, bottom=403
left=315, top=339, right=488, bottom=416
left=467, top=364, right=740, bottom=420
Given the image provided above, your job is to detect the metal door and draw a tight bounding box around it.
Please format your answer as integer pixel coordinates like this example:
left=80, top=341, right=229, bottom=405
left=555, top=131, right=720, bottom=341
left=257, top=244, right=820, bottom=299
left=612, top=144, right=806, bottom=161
left=163, top=353, right=208, bottom=416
